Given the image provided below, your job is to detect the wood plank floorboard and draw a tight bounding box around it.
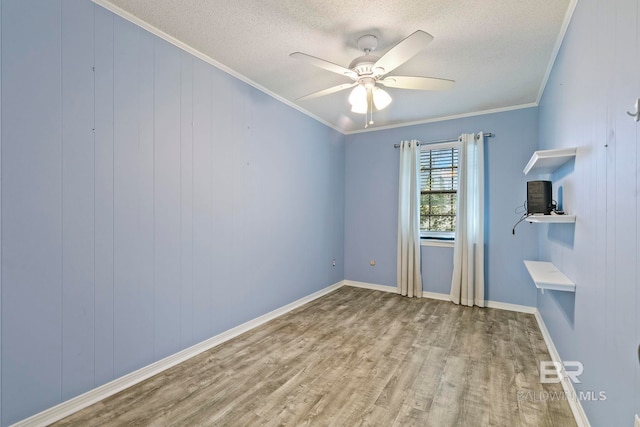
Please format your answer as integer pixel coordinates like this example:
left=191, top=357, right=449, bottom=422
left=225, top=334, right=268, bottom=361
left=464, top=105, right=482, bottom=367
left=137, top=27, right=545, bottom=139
left=54, top=286, right=576, bottom=427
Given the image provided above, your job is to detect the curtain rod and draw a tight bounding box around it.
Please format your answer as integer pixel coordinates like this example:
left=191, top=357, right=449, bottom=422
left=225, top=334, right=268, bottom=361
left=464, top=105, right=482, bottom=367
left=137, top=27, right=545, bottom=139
left=393, top=132, right=494, bottom=148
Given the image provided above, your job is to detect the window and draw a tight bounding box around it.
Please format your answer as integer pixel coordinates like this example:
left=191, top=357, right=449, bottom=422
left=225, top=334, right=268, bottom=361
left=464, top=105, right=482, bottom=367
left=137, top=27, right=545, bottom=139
left=420, top=142, right=459, bottom=240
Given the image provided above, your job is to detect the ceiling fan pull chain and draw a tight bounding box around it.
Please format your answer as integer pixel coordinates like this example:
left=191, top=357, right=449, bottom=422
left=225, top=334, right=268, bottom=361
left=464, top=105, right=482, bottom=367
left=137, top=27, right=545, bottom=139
left=369, top=91, right=374, bottom=126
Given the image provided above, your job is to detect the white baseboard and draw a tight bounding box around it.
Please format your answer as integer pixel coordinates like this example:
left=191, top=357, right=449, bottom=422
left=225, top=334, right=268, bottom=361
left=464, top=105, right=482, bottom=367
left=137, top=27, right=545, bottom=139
left=485, top=300, right=537, bottom=314
left=533, top=311, right=591, bottom=427
left=343, top=280, right=449, bottom=301
left=344, top=280, right=448, bottom=301
left=422, top=291, right=451, bottom=301
left=11, top=281, right=345, bottom=427
left=343, top=280, right=399, bottom=294
left=343, top=280, right=537, bottom=313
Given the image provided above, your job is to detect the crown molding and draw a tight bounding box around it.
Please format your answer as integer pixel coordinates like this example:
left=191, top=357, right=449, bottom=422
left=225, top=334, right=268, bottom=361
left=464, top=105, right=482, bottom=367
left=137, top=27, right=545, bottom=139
left=536, top=0, right=579, bottom=104
left=91, top=0, right=342, bottom=134
left=93, top=0, right=574, bottom=137
left=345, top=103, right=538, bottom=135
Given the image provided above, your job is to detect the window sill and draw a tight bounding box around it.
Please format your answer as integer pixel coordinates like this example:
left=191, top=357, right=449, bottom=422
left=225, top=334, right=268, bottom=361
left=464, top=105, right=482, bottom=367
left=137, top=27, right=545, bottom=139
left=421, top=239, right=455, bottom=248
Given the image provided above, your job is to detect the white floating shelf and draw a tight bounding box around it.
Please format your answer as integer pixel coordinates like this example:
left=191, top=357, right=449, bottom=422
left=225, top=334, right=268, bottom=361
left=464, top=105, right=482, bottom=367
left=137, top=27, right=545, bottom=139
left=523, top=147, right=577, bottom=175
left=523, top=260, right=575, bottom=292
left=526, top=214, right=576, bottom=224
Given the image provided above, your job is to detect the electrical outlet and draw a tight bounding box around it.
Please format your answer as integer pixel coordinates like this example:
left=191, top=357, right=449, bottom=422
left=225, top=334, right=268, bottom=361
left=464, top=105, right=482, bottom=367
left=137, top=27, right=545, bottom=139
left=634, top=414, right=640, bottom=427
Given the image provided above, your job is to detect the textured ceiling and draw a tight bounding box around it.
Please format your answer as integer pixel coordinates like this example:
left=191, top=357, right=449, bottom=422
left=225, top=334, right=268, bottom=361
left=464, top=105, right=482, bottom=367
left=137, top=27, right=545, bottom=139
left=97, top=0, right=574, bottom=134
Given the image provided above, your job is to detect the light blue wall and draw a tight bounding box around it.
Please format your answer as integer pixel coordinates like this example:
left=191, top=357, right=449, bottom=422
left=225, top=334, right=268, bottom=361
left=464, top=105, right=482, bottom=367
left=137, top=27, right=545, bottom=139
left=0, top=1, right=345, bottom=425
left=6, top=0, right=639, bottom=426
left=537, top=0, right=640, bottom=425
left=344, top=108, right=539, bottom=306
left=0, top=1, right=3, bottom=424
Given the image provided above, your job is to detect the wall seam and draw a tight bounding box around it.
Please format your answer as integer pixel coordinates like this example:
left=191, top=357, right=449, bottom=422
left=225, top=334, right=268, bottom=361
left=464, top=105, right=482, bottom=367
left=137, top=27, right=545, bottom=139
left=59, top=0, right=64, bottom=404
left=151, top=34, right=156, bottom=361
left=190, top=58, right=194, bottom=344
left=0, top=0, right=3, bottom=422
left=110, top=8, right=115, bottom=383
left=179, top=51, right=183, bottom=347
left=92, top=1, right=97, bottom=390
left=209, top=69, right=213, bottom=335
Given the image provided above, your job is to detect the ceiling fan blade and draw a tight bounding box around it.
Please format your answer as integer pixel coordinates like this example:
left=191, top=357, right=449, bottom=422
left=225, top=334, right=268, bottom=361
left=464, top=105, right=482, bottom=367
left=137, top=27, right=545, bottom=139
left=379, top=76, right=454, bottom=91
left=297, top=82, right=358, bottom=101
left=290, top=52, right=358, bottom=79
left=373, top=30, right=434, bottom=75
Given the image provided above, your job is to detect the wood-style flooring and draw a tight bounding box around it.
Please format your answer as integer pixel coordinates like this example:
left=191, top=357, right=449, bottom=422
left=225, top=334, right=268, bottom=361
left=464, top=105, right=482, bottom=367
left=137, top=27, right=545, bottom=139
left=55, top=286, right=576, bottom=426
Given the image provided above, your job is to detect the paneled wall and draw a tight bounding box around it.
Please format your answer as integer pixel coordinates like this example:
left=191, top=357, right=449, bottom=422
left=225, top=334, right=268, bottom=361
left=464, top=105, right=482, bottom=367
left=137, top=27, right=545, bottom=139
left=537, top=0, right=640, bottom=424
left=344, top=108, right=539, bottom=306
left=0, top=1, right=345, bottom=425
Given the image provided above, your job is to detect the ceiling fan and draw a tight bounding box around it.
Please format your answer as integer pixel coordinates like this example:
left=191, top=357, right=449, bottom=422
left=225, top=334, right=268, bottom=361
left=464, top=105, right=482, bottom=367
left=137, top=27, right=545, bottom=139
left=290, top=30, right=454, bottom=126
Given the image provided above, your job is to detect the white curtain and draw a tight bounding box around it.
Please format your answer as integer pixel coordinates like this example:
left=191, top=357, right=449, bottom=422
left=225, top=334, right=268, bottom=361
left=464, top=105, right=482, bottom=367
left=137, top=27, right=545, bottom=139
left=397, top=140, right=422, bottom=298
left=450, top=132, right=485, bottom=307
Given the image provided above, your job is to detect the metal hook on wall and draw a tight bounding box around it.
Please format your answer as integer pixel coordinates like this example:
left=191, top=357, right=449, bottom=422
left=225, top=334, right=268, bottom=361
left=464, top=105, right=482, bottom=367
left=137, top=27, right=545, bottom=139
left=627, top=98, right=640, bottom=121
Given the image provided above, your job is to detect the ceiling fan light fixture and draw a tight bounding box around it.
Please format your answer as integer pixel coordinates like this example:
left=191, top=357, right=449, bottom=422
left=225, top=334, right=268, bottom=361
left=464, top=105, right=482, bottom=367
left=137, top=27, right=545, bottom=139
left=351, top=102, right=367, bottom=114
left=372, top=87, right=392, bottom=110
left=348, top=85, right=367, bottom=113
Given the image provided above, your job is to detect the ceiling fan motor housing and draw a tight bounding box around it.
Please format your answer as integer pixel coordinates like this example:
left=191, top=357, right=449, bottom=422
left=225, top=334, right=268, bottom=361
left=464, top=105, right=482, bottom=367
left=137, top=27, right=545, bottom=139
left=349, top=55, right=382, bottom=77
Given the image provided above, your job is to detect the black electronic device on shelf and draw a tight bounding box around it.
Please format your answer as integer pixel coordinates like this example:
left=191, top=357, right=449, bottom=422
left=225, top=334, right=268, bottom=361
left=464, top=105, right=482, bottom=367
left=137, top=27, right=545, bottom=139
left=527, top=180, right=553, bottom=215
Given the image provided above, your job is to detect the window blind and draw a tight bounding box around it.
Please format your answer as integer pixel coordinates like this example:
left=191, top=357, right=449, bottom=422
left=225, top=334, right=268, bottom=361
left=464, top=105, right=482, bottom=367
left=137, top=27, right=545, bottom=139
left=419, top=147, right=458, bottom=234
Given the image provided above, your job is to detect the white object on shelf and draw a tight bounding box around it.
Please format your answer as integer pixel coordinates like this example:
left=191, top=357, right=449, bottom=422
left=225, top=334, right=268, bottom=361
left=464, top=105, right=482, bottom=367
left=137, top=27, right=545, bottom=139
left=523, top=260, right=575, bottom=292
left=523, top=147, right=577, bottom=175
left=526, top=214, right=576, bottom=223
